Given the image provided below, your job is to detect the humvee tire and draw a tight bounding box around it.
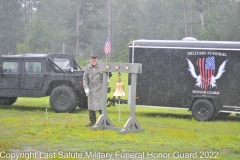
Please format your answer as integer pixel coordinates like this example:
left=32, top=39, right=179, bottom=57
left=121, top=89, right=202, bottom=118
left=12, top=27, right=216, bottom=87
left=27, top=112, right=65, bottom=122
left=78, top=96, right=88, bottom=109
left=0, top=97, right=18, bottom=105
left=50, top=85, right=77, bottom=112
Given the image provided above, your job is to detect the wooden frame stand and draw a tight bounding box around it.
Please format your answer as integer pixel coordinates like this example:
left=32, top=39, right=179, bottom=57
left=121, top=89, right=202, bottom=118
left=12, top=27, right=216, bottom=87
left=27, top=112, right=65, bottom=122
left=91, top=62, right=144, bottom=134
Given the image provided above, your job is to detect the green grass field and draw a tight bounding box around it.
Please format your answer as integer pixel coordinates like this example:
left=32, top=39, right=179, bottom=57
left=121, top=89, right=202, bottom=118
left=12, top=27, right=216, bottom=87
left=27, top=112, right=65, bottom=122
left=0, top=73, right=240, bottom=160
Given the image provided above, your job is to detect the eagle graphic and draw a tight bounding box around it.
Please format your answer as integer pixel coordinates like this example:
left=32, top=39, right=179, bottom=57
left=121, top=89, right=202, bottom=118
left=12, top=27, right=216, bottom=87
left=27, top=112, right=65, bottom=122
left=186, top=58, right=228, bottom=89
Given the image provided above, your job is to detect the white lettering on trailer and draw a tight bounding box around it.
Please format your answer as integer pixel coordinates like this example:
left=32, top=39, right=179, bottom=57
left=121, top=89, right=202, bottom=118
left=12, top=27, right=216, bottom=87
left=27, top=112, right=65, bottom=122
left=207, top=52, right=227, bottom=56
left=188, top=51, right=227, bottom=56
left=192, top=90, right=206, bottom=94
left=192, top=90, right=219, bottom=95
left=188, top=51, right=206, bottom=56
left=223, top=105, right=240, bottom=110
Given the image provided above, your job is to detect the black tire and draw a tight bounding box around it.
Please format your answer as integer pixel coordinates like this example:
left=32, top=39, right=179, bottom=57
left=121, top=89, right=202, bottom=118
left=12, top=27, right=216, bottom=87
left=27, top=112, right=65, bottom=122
left=191, top=99, right=215, bottom=121
left=78, top=95, right=88, bottom=109
left=0, top=97, right=8, bottom=105
left=0, top=97, right=18, bottom=105
left=50, top=85, right=77, bottom=113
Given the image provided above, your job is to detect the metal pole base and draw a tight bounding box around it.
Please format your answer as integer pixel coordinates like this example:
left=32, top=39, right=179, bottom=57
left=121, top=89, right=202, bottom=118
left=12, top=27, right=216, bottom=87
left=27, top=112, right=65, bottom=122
left=91, top=114, right=118, bottom=131
left=119, top=117, right=144, bottom=134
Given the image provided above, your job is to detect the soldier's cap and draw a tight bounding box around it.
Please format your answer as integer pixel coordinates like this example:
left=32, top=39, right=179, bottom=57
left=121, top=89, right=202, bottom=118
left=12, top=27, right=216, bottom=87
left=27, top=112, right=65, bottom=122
left=90, top=54, right=97, bottom=59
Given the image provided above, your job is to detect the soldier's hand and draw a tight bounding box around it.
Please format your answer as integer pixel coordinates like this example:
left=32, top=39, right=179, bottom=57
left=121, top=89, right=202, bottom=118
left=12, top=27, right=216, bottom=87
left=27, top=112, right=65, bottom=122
left=85, top=88, right=90, bottom=94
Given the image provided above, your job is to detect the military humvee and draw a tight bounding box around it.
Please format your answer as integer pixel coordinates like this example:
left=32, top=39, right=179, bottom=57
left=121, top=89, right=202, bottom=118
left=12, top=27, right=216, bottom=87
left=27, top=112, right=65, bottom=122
left=0, top=53, right=87, bottom=112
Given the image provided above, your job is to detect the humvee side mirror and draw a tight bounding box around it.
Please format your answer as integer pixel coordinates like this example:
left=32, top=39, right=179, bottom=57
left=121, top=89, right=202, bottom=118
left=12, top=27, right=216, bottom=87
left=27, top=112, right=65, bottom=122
left=0, top=65, right=3, bottom=73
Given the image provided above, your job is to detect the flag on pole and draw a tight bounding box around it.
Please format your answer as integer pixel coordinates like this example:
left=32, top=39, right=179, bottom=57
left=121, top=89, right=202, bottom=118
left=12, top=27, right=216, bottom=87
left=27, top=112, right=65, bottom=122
left=104, top=35, right=111, bottom=54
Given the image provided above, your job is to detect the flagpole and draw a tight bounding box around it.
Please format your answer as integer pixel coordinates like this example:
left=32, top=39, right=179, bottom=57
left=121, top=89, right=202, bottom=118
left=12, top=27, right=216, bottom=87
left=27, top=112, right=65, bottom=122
left=108, top=0, right=111, bottom=60
left=104, top=0, right=111, bottom=62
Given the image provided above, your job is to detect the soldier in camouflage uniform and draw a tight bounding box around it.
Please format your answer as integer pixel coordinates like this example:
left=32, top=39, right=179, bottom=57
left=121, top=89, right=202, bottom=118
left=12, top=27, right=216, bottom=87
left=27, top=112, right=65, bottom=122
left=83, top=54, right=103, bottom=127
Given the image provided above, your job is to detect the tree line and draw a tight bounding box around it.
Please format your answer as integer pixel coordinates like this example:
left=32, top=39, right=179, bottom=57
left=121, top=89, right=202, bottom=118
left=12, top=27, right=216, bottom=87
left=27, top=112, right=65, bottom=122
left=0, top=0, right=240, bottom=62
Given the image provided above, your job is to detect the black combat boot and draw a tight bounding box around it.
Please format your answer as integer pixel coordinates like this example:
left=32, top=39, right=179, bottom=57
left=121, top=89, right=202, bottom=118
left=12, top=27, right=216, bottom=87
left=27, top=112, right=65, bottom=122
left=86, top=110, right=96, bottom=127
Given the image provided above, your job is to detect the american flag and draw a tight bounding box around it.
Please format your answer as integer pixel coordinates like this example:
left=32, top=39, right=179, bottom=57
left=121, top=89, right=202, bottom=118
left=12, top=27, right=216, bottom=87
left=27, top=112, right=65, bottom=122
left=196, top=56, right=215, bottom=90
left=104, top=35, right=111, bottom=54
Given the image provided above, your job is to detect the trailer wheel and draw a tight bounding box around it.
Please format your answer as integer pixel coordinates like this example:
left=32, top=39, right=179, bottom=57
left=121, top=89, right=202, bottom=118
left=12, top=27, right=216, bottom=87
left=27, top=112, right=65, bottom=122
left=191, top=99, right=215, bottom=121
left=50, top=85, right=77, bottom=113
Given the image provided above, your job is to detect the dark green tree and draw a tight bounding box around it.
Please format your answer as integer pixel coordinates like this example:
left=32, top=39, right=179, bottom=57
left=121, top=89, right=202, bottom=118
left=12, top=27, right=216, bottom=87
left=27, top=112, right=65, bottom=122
left=198, top=0, right=221, bottom=40
left=20, top=0, right=41, bottom=23
left=5, top=0, right=240, bottom=61
left=0, top=0, right=24, bottom=55
left=36, top=0, right=72, bottom=53
left=218, top=0, right=240, bottom=41
left=73, top=0, right=105, bottom=58
left=17, top=15, right=51, bottom=53
left=110, top=0, right=144, bottom=61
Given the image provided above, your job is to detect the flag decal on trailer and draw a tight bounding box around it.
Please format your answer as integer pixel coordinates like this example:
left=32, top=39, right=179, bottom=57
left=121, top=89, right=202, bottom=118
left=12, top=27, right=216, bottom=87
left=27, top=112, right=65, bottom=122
left=187, top=57, right=228, bottom=90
